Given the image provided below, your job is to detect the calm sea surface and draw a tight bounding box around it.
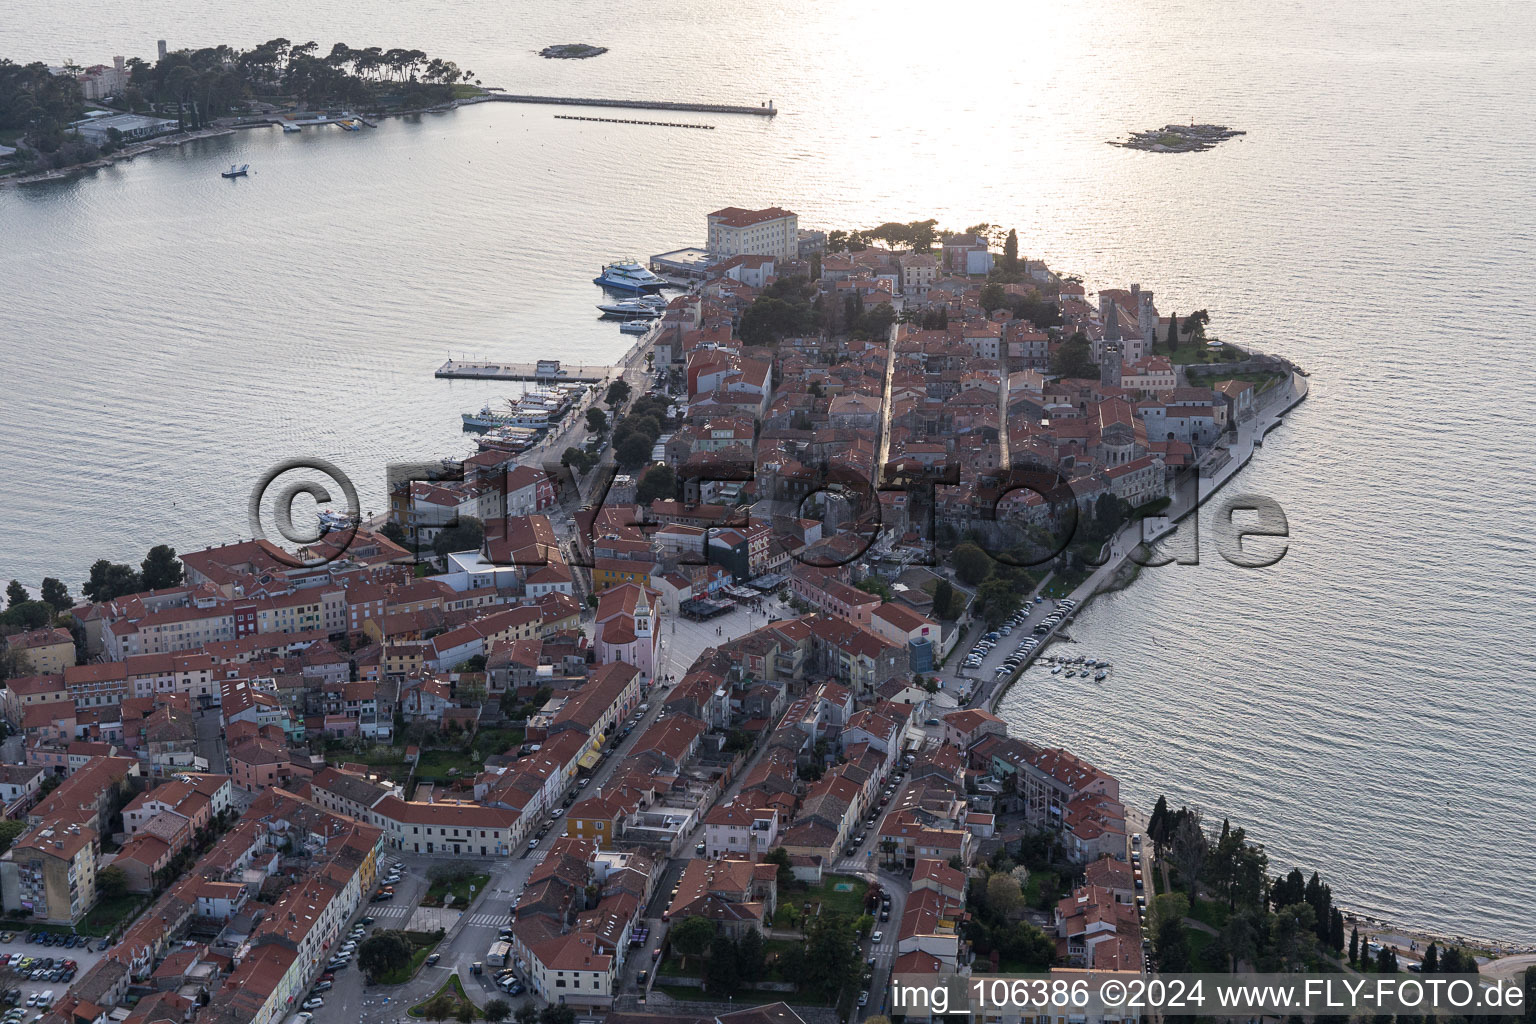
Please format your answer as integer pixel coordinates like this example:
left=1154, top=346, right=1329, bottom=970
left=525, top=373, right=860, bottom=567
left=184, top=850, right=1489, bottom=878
left=3, top=1, right=1533, bottom=941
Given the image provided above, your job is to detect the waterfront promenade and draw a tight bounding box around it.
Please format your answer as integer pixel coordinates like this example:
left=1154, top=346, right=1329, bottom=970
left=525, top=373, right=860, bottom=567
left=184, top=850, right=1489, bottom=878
left=981, top=370, right=1311, bottom=714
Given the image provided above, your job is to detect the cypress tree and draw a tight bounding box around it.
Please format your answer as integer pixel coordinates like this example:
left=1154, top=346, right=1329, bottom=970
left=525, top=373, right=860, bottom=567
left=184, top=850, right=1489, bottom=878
left=1349, top=927, right=1360, bottom=966
left=1424, top=942, right=1438, bottom=973
left=1167, top=312, right=1180, bottom=352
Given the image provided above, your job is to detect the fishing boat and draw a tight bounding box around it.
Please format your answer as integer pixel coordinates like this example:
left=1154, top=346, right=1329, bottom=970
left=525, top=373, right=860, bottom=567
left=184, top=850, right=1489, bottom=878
left=220, top=164, right=249, bottom=178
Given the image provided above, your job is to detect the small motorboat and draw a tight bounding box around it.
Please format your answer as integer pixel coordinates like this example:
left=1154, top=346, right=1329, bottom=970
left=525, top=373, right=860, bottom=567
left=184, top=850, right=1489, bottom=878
left=619, top=320, right=650, bottom=335
left=221, top=164, right=249, bottom=178
left=1094, top=671, right=1107, bottom=682
left=1050, top=666, right=1062, bottom=675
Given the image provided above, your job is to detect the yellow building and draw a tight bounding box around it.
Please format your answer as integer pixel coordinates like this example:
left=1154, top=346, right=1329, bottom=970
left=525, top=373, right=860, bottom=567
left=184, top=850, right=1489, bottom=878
left=5, top=628, right=76, bottom=677
left=592, top=558, right=652, bottom=592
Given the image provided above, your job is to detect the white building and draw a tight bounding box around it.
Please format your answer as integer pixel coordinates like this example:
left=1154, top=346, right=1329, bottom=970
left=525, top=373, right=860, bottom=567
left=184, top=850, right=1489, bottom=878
left=706, top=206, right=799, bottom=263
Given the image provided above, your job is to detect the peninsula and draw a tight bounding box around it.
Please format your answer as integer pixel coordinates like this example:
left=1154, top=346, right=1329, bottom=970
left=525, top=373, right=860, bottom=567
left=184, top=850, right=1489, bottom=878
left=2, top=208, right=1529, bottom=1024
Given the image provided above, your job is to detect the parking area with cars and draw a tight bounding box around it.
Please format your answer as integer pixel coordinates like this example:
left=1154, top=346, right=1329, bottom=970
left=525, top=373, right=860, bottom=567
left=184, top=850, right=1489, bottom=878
left=954, top=596, right=1077, bottom=698
left=0, top=929, right=113, bottom=1021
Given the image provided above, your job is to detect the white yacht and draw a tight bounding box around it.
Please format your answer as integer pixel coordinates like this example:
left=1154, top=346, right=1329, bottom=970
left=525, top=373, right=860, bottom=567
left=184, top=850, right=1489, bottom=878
left=596, top=299, right=664, bottom=318
left=594, top=260, right=666, bottom=292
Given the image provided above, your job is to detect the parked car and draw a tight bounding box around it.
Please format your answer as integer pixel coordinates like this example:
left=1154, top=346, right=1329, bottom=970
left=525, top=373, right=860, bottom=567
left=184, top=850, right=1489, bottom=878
left=301, top=998, right=324, bottom=1011
left=425, top=953, right=441, bottom=966
left=312, top=981, right=332, bottom=993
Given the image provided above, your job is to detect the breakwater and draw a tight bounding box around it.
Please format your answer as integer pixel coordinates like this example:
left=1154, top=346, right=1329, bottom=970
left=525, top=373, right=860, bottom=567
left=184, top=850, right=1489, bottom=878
left=553, top=114, right=714, bottom=130
left=486, top=94, right=776, bottom=116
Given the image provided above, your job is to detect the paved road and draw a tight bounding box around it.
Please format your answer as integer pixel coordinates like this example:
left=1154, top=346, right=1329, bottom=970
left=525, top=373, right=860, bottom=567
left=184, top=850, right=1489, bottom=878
left=354, top=677, right=684, bottom=1022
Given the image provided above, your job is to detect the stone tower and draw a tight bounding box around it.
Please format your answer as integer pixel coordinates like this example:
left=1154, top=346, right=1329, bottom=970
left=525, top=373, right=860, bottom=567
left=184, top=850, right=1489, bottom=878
left=157, top=39, right=167, bottom=60
left=1100, top=340, right=1123, bottom=388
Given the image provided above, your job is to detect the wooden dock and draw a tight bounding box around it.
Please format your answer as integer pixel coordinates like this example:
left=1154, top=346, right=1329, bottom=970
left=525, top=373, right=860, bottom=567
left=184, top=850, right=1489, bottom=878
left=435, top=359, right=621, bottom=383
left=488, top=94, right=777, bottom=117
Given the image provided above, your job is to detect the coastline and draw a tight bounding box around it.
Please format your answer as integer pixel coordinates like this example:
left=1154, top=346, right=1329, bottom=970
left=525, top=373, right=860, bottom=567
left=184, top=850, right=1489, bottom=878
left=0, top=125, right=236, bottom=189
left=984, top=370, right=1534, bottom=954
left=0, top=93, right=474, bottom=190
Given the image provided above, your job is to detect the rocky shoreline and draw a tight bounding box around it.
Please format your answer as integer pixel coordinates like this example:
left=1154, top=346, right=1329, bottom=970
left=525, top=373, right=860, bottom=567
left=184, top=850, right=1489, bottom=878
left=1111, top=122, right=1245, bottom=153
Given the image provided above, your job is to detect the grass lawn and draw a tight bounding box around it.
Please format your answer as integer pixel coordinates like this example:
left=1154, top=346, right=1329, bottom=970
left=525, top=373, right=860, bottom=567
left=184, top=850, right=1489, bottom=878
left=423, top=872, right=490, bottom=908
left=409, top=973, right=482, bottom=1017
left=414, top=748, right=484, bottom=780
left=79, top=892, right=147, bottom=937
left=1188, top=897, right=1230, bottom=930
left=1186, top=926, right=1213, bottom=962
left=653, top=984, right=721, bottom=1003
left=475, top=728, right=525, bottom=757
left=800, top=875, right=870, bottom=918
left=1162, top=337, right=1244, bottom=366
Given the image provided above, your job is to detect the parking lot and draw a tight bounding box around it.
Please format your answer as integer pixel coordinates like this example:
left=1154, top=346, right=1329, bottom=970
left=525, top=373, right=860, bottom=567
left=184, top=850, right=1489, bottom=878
left=952, top=595, right=1076, bottom=691
left=0, top=929, right=113, bottom=1020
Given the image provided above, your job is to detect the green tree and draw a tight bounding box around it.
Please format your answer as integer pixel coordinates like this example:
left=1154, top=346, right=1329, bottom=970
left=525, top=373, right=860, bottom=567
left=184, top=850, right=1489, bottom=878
left=539, top=1004, right=576, bottom=1024
left=605, top=379, right=632, bottom=407
left=932, top=578, right=958, bottom=619
left=615, top=432, right=655, bottom=471
left=140, top=544, right=184, bottom=591
left=986, top=871, right=1024, bottom=919
left=1155, top=915, right=1193, bottom=971
left=636, top=464, right=676, bottom=505
left=357, top=930, right=413, bottom=979
left=515, top=1005, right=538, bottom=1024
left=585, top=406, right=608, bottom=433
left=736, top=928, right=764, bottom=984
left=455, top=1003, right=474, bottom=1024
left=765, top=846, right=795, bottom=889
left=1003, top=229, right=1019, bottom=270
left=5, top=581, right=26, bottom=608
left=1349, top=925, right=1360, bottom=966
left=855, top=576, right=892, bottom=601
left=0, top=601, right=50, bottom=631
left=96, top=865, right=129, bottom=901
left=483, top=1000, right=510, bottom=1023
left=39, top=578, right=71, bottom=612
left=951, top=542, right=992, bottom=586
left=83, top=559, right=142, bottom=602
left=0, top=819, right=27, bottom=856
left=422, top=994, right=458, bottom=1023
left=1165, top=312, right=1179, bottom=352
left=1050, top=331, right=1097, bottom=379
left=802, top=912, right=859, bottom=999
left=432, top=516, right=485, bottom=559
left=669, top=915, right=716, bottom=965
left=980, top=283, right=1009, bottom=314
left=704, top=934, right=740, bottom=995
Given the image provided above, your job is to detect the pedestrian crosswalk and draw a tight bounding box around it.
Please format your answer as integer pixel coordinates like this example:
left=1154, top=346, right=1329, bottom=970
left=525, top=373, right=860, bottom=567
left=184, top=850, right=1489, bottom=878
left=465, top=912, right=505, bottom=928
left=370, top=904, right=409, bottom=919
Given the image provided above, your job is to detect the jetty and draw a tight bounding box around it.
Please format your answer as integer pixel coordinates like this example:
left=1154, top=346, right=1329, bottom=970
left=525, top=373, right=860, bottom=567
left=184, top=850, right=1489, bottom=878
left=487, top=94, right=776, bottom=117
left=435, top=358, right=620, bottom=384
